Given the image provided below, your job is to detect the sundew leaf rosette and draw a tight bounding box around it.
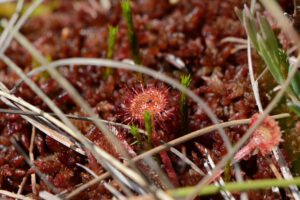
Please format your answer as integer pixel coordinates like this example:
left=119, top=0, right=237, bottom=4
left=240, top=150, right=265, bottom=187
left=234, top=114, right=282, bottom=161
left=122, top=85, right=174, bottom=126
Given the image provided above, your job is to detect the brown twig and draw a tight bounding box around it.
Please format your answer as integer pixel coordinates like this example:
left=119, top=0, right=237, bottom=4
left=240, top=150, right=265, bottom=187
left=0, top=108, right=146, bottom=134
left=29, top=127, right=37, bottom=195
left=17, top=176, right=28, bottom=195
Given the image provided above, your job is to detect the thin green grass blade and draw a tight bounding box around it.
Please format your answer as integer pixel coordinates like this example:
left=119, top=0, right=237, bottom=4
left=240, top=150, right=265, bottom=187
left=278, top=49, right=289, bottom=79
left=256, top=34, right=284, bottom=84
left=234, top=7, right=243, bottom=22
left=243, top=9, right=259, bottom=50
left=241, top=6, right=288, bottom=87
left=169, top=177, right=300, bottom=197
left=289, top=65, right=300, bottom=97
left=257, top=14, right=279, bottom=59
left=288, top=103, right=300, bottom=117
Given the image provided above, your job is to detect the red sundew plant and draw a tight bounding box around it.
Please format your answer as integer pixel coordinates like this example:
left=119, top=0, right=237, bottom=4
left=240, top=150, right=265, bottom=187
left=234, top=113, right=283, bottom=161
left=121, top=83, right=180, bottom=186
left=122, top=84, right=174, bottom=126
left=209, top=113, right=283, bottom=184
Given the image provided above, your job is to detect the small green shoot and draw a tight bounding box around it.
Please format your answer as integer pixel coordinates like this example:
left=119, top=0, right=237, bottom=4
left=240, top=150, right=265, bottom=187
left=107, top=26, right=118, bottom=59
left=121, top=0, right=141, bottom=64
left=288, top=103, right=300, bottom=117
left=224, top=160, right=232, bottom=182
left=130, top=124, right=141, bottom=145
left=180, top=74, right=192, bottom=134
left=104, top=25, right=118, bottom=79
left=144, top=111, right=153, bottom=148
left=289, top=65, right=300, bottom=98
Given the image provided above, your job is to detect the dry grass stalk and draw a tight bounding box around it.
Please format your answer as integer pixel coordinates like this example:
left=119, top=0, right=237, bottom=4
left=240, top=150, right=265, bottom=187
left=0, top=0, right=43, bottom=55
left=76, top=163, right=127, bottom=199
left=29, top=127, right=37, bottom=195
left=195, top=143, right=235, bottom=200
left=0, top=190, right=33, bottom=200
left=17, top=176, right=28, bottom=195
left=0, top=108, right=146, bottom=134
left=169, top=146, right=205, bottom=176
left=0, top=89, right=85, bottom=154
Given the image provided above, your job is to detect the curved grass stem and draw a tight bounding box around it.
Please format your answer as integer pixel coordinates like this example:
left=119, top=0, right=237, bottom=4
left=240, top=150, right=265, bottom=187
left=169, top=177, right=300, bottom=198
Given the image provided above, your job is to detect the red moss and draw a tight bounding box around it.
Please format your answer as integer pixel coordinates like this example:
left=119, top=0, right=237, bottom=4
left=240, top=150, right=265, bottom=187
left=53, top=167, right=75, bottom=188
left=34, top=155, right=62, bottom=175
left=86, top=126, right=119, bottom=159
left=160, top=151, right=179, bottom=187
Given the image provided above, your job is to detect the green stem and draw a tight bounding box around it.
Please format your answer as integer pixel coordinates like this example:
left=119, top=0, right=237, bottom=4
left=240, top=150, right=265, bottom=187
left=169, top=177, right=300, bottom=197
left=224, top=160, right=232, bottom=182
left=107, top=26, right=118, bottom=59
left=130, top=124, right=141, bottom=145
left=144, top=111, right=153, bottom=148
left=121, top=0, right=141, bottom=64
left=104, top=25, right=118, bottom=79
left=180, top=75, right=191, bottom=134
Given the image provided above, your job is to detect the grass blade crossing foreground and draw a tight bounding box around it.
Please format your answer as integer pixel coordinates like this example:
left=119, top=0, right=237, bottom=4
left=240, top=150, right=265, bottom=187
left=169, top=177, right=300, bottom=197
